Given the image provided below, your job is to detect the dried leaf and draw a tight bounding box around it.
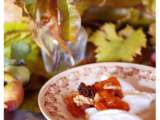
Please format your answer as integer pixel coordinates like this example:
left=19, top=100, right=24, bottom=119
left=148, top=23, right=156, bottom=46
left=141, top=0, right=155, bottom=13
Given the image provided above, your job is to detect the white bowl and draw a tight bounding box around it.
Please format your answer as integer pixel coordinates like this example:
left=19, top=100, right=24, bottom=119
left=38, top=62, right=155, bottom=120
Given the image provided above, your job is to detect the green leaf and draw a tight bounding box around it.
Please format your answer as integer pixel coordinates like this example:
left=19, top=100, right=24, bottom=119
left=24, top=0, right=37, bottom=18
left=4, top=22, right=28, bottom=33
left=11, top=41, right=31, bottom=60
left=118, top=25, right=134, bottom=37
left=4, top=31, right=31, bottom=59
left=58, top=0, right=81, bottom=42
left=25, top=0, right=33, bottom=4
left=4, top=58, right=16, bottom=67
left=89, top=23, right=147, bottom=62
left=4, top=22, right=47, bottom=77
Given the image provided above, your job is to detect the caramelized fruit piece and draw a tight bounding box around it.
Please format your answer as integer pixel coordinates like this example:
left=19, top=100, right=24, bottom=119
left=64, top=96, right=85, bottom=117
left=95, top=101, right=108, bottom=110
left=96, top=90, right=129, bottom=111
left=98, top=90, right=114, bottom=100
left=94, top=91, right=112, bottom=110
left=80, top=104, right=91, bottom=111
left=93, top=82, right=104, bottom=92
left=93, top=76, right=121, bottom=92
left=106, top=97, right=129, bottom=111
left=107, top=89, right=123, bottom=98
left=105, top=76, right=121, bottom=87
left=65, top=76, right=129, bottom=116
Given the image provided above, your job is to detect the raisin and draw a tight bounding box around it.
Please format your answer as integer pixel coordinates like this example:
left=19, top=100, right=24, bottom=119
left=4, top=81, right=7, bottom=86
left=78, top=82, right=86, bottom=90
left=78, top=82, right=95, bottom=98
left=87, top=86, right=95, bottom=98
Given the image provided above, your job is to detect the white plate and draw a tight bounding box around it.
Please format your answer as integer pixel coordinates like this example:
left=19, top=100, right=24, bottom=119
left=38, top=62, right=155, bottom=120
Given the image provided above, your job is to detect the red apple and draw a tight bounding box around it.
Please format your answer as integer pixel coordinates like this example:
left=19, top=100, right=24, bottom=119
left=4, top=74, right=24, bottom=111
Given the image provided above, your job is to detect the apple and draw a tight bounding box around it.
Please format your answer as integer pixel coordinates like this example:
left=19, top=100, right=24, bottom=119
left=5, top=65, right=30, bottom=85
left=150, top=52, right=156, bottom=66
left=4, top=73, right=24, bottom=111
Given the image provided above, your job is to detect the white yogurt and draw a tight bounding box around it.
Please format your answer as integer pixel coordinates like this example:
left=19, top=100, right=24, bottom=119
left=86, top=79, right=155, bottom=120
left=119, top=79, right=136, bottom=92
left=123, top=92, right=155, bottom=114
left=86, top=108, right=141, bottom=120
left=119, top=79, right=155, bottom=114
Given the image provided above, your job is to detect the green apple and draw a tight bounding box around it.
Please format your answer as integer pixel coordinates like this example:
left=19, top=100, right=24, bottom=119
left=5, top=65, right=30, bottom=85
left=4, top=73, right=15, bottom=83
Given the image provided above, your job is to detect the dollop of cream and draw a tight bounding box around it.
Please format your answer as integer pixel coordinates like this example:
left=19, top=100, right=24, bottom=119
left=85, top=78, right=155, bottom=120
left=119, top=79, right=155, bottom=114
left=123, top=92, right=155, bottom=114
left=119, top=79, right=136, bottom=92
left=86, top=108, right=141, bottom=120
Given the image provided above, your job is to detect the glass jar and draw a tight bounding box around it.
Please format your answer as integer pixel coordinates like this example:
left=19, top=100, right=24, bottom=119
left=39, top=26, right=88, bottom=74
left=35, top=2, right=88, bottom=74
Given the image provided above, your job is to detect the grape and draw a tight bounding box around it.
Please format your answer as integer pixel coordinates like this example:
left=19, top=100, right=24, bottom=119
left=150, top=52, right=156, bottom=66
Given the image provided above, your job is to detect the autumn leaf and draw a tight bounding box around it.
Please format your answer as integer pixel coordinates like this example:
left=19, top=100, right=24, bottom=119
left=75, top=0, right=141, bottom=15
left=118, top=25, right=134, bottom=37
left=89, top=23, right=147, bottom=62
left=141, top=0, right=155, bottom=13
left=148, top=23, right=155, bottom=46
left=75, top=0, right=101, bottom=15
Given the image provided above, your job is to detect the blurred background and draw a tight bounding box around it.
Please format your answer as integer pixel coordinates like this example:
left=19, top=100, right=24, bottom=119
left=4, top=0, right=155, bottom=119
